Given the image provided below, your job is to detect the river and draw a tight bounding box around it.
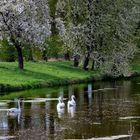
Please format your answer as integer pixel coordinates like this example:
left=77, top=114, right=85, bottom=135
left=0, top=78, right=140, bottom=140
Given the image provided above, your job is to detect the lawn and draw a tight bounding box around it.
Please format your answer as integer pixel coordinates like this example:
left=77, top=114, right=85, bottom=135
left=0, top=61, right=99, bottom=91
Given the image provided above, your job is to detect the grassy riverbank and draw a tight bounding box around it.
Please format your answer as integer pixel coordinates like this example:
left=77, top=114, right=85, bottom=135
left=0, top=61, right=99, bottom=92
left=0, top=54, right=140, bottom=92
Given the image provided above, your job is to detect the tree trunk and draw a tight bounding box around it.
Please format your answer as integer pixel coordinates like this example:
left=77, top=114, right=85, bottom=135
left=74, top=58, right=79, bottom=67
left=73, top=54, right=80, bottom=67
left=51, top=16, right=57, bottom=35
left=10, top=37, right=24, bottom=70
left=83, top=53, right=90, bottom=70
left=16, top=46, right=24, bottom=70
left=64, top=51, right=70, bottom=60
left=91, top=60, right=94, bottom=70
left=42, top=50, right=48, bottom=61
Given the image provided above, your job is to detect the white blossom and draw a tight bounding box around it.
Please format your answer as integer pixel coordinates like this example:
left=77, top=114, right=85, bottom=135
left=0, top=0, right=51, bottom=45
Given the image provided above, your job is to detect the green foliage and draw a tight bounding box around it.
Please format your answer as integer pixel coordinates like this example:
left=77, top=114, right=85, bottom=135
left=0, top=39, right=34, bottom=62
left=131, top=53, right=140, bottom=72
left=45, top=35, right=64, bottom=58
left=48, top=0, right=58, bottom=17
left=0, top=39, right=16, bottom=62
left=32, top=48, right=43, bottom=61
left=23, top=44, right=33, bottom=61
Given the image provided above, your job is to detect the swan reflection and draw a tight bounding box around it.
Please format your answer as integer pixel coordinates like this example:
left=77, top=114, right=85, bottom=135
left=0, top=112, right=8, bottom=130
left=7, top=112, right=21, bottom=124
left=68, top=105, right=76, bottom=118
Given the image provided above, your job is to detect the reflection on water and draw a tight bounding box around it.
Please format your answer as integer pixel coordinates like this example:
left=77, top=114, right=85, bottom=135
left=68, top=105, right=76, bottom=118
left=0, top=79, right=140, bottom=139
left=0, top=112, right=8, bottom=130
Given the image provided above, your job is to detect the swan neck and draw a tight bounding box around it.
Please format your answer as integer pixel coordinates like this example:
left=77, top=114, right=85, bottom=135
left=72, top=97, right=75, bottom=101
left=18, top=100, right=20, bottom=109
left=59, top=99, right=62, bottom=103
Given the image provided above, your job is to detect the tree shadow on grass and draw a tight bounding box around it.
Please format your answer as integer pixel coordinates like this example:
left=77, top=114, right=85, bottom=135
left=22, top=69, right=63, bottom=81
left=0, top=64, right=63, bottom=82
left=46, top=62, right=96, bottom=76
left=47, top=62, right=88, bottom=73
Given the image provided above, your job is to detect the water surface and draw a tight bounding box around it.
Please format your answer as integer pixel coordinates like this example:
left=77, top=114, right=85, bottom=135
left=0, top=78, right=140, bottom=140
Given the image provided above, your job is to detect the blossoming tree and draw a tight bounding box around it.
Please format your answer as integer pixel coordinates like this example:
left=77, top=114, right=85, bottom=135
left=56, top=0, right=140, bottom=77
left=0, top=0, right=51, bottom=69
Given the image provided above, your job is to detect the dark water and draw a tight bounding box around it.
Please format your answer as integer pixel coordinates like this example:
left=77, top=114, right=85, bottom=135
left=0, top=78, right=140, bottom=140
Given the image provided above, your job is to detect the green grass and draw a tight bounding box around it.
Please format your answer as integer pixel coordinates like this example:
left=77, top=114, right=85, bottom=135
left=0, top=54, right=140, bottom=92
left=0, top=61, right=99, bottom=91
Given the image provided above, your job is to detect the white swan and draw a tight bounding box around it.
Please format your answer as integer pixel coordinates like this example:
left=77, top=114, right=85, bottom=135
left=67, top=95, right=76, bottom=107
left=67, top=95, right=76, bottom=118
left=8, top=100, right=21, bottom=113
left=57, top=96, right=65, bottom=109
left=57, top=96, right=65, bottom=118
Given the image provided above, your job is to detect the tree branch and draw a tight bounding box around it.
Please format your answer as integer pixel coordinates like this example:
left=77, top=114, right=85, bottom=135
left=0, top=11, right=14, bottom=37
